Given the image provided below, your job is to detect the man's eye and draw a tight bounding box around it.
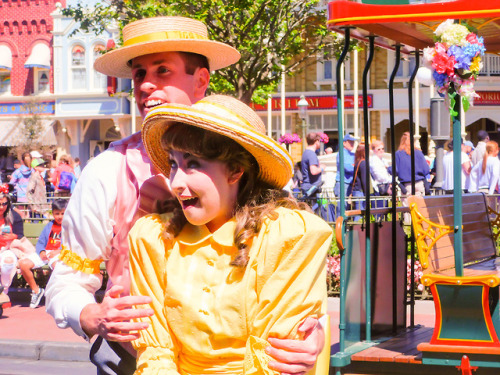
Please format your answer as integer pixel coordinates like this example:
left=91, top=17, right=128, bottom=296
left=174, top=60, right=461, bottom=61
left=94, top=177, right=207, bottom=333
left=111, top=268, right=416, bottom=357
left=158, top=66, right=169, bottom=74
left=133, top=69, right=145, bottom=81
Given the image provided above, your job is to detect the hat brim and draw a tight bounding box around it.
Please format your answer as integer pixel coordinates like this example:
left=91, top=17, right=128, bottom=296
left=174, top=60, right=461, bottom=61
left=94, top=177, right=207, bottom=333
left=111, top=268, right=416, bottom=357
left=142, top=105, right=293, bottom=190
left=94, top=39, right=240, bottom=78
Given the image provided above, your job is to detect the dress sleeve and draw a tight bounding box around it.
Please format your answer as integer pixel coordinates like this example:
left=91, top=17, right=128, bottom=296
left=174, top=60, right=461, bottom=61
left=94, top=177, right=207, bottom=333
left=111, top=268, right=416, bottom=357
left=244, top=209, right=333, bottom=374
left=45, top=150, right=121, bottom=339
left=129, top=215, right=180, bottom=375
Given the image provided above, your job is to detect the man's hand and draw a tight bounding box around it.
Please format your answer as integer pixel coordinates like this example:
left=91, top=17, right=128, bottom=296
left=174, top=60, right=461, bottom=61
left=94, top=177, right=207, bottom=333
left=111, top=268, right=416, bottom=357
left=80, top=285, right=154, bottom=342
left=40, top=251, right=48, bottom=262
left=266, top=317, right=325, bottom=375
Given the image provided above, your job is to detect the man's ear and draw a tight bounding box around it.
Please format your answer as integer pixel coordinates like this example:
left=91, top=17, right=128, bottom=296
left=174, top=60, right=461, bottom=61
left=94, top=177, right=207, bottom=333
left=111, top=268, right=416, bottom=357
left=194, top=67, right=210, bottom=100
left=228, top=168, right=244, bottom=185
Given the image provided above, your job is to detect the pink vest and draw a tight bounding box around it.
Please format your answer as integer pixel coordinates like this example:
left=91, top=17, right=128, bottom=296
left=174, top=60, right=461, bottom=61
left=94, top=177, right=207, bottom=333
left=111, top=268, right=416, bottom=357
left=106, top=132, right=172, bottom=295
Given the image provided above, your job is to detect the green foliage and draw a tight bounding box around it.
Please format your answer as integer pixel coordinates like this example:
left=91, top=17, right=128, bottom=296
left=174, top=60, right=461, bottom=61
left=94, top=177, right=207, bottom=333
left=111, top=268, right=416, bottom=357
left=62, top=0, right=341, bottom=103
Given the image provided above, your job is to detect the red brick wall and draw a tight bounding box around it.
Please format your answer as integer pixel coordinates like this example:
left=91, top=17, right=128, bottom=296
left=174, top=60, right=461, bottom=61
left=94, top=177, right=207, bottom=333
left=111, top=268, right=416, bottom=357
left=0, top=0, right=66, bottom=96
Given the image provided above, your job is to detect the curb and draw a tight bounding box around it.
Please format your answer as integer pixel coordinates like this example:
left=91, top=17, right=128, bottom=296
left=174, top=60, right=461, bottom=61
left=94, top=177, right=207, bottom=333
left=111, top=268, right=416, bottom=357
left=0, top=339, right=92, bottom=362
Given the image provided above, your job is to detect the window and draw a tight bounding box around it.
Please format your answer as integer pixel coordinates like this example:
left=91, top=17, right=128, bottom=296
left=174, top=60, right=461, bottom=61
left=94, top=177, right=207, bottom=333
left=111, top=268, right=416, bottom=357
left=479, top=54, right=500, bottom=77
left=0, top=71, right=10, bottom=95
left=92, top=44, right=106, bottom=90
left=315, top=53, right=351, bottom=90
left=71, top=45, right=86, bottom=90
left=38, top=71, right=49, bottom=93
left=387, top=51, right=417, bottom=84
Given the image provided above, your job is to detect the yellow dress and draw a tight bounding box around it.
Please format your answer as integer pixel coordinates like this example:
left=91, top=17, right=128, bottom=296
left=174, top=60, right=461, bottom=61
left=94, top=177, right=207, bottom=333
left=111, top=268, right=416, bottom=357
left=128, top=207, right=333, bottom=375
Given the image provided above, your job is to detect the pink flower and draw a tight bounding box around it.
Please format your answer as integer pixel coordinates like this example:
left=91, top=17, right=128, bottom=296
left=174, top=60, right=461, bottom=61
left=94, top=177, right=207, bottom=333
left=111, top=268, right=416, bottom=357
left=432, top=51, right=456, bottom=76
left=466, top=33, right=478, bottom=44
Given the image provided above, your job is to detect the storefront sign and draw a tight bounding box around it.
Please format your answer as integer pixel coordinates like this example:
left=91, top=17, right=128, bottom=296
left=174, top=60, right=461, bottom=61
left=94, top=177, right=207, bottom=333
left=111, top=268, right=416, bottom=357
left=251, top=95, right=373, bottom=111
left=475, top=91, right=500, bottom=106
left=0, top=101, right=55, bottom=115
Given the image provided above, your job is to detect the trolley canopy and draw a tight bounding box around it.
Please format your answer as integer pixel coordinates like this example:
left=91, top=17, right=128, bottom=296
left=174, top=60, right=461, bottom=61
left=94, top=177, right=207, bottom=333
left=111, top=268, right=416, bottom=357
left=327, top=0, right=500, bottom=53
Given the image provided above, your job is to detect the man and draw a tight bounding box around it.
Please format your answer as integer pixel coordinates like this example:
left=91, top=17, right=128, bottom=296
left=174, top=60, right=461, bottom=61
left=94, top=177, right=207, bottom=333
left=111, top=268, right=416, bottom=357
left=334, top=133, right=356, bottom=197
left=46, top=16, right=324, bottom=375
left=471, top=130, right=489, bottom=166
left=301, top=132, right=325, bottom=197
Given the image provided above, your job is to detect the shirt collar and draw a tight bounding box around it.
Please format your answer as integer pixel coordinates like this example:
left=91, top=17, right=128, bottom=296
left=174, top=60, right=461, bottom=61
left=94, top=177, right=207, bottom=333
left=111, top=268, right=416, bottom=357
left=176, top=218, right=236, bottom=248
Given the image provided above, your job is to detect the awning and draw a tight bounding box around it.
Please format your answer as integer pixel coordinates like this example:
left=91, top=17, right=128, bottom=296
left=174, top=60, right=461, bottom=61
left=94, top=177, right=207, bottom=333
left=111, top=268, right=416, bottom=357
left=0, top=119, right=57, bottom=147
left=0, top=45, right=12, bottom=71
left=24, top=43, right=50, bottom=69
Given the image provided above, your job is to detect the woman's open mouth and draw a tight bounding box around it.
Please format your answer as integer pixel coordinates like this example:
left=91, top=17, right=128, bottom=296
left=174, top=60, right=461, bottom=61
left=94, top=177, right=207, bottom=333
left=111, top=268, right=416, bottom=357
left=180, top=197, right=198, bottom=209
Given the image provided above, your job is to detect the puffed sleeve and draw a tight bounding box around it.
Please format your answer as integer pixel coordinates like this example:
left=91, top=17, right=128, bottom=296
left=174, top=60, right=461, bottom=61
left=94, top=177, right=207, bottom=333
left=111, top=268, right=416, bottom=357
left=129, top=214, right=180, bottom=375
left=244, top=208, right=333, bottom=374
left=45, top=150, right=121, bottom=339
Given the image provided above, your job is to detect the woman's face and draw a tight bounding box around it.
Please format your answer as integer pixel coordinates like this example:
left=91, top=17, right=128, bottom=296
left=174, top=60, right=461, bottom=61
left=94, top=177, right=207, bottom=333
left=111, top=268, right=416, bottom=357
left=374, top=144, right=385, bottom=158
left=0, top=196, right=9, bottom=216
left=168, top=150, right=241, bottom=233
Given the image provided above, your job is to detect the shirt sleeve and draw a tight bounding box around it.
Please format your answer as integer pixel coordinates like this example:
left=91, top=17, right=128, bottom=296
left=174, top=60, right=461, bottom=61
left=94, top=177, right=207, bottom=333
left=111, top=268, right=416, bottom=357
left=129, top=214, right=180, bottom=375
left=45, top=150, right=122, bottom=339
left=244, top=209, right=333, bottom=374
left=12, top=210, right=24, bottom=238
left=36, top=222, right=52, bottom=255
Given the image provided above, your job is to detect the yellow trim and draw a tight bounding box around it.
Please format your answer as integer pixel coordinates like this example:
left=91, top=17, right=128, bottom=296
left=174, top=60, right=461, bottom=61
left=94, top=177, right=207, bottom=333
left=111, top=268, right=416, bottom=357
left=409, top=202, right=455, bottom=270
left=123, top=31, right=208, bottom=47
left=327, top=9, right=500, bottom=26
left=488, top=206, right=500, bottom=243
left=422, top=274, right=500, bottom=287
left=59, top=247, right=103, bottom=275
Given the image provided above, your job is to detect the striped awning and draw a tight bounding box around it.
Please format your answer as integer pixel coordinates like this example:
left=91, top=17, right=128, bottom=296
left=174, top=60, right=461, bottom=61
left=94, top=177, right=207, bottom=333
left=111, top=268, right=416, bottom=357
left=24, top=43, right=51, bottom=69
left=0, top=119, right=57, bottom=147
left=0, top=45, right=12, bottom=71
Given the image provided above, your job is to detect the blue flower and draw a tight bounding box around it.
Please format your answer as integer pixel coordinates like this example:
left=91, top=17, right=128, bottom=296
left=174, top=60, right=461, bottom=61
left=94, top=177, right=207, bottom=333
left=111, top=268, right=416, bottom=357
left=433, top=70, right=448, bottom=87
left=448, top=45, right=471, bottom=70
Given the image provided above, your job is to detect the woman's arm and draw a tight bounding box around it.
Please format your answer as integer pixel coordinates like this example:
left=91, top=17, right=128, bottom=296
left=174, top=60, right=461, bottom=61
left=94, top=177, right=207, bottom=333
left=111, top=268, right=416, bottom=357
left=129, top=215, right=180, bottom=375
left=245, top=208, right=333, bottom=374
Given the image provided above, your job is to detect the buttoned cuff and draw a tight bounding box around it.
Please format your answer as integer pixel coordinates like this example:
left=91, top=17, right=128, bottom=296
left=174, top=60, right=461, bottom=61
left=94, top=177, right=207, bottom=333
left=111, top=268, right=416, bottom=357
left=66, top=294, right=97, bottom=341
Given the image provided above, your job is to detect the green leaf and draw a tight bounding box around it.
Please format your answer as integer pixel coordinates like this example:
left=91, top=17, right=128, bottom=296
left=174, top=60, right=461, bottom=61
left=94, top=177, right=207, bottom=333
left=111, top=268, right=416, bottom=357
left=462, top=96, right=470, bottom=112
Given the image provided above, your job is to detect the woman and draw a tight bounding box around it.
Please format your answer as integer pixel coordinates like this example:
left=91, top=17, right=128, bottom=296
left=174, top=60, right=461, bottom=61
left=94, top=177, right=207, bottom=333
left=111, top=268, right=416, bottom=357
left=351, top=143, right=370, bottom=214
left=370, top=140, right=392, bottom=196
left=129, top=95, right=332, bottom=374
left=0, top=185, right=24, bottom=295
left=469, top=140, right=500, bottom=194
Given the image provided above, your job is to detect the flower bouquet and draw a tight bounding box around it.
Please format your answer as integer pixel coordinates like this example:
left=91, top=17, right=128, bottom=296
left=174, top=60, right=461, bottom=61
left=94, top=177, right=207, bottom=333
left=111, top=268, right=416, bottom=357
left=278, top=133, right=301, bottom=145
left=422, top=19, right=486, bottom=116
left=319, top=132, right=329, bottom=144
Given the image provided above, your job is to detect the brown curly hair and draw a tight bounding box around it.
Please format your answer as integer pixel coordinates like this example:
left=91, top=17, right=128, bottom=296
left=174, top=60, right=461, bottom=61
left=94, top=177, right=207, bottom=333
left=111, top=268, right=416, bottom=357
left=160, top=123, right=309, bottom=267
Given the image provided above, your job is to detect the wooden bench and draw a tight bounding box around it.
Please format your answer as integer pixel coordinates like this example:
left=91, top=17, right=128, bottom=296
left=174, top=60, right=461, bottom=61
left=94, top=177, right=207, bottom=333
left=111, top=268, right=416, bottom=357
left=408, top=193, right=500, bottom=354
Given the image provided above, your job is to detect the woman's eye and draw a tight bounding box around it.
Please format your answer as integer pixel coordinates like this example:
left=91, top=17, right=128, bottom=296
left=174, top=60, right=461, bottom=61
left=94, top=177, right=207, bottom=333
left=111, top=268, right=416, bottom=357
left=187, top=160, right=201, bottom=169
left=168, top=159, right=177, bottom=169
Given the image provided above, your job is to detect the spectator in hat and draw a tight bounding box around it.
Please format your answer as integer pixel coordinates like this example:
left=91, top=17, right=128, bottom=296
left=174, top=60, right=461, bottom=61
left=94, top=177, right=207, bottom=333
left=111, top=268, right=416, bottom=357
left=27, top=158, right=48, bottom=219
left=471, top=130, right=489, bottom=166
left=334, top=133, right=356, bottom=198
left=464, top=140, right=475, bottom=161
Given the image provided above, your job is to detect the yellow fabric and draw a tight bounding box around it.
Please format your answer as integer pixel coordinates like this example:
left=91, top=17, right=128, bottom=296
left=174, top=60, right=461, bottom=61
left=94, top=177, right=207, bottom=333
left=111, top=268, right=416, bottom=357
left=128, top=207, right=333, bottom=375
left=123, top=31, right=208, bottom=47
left=59, top=247, right=102, bottom=275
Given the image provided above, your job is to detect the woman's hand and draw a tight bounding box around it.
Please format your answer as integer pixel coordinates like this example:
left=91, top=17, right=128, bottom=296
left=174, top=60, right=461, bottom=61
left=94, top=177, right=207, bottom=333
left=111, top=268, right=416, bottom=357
left=266, top=317, right=325, bottom=375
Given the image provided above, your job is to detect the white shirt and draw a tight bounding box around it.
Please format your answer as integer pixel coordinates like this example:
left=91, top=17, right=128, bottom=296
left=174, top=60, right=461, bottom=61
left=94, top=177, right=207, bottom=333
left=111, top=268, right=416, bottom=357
left=370, top=154, right=392, bottom=185
left=468, top=156, right=500, bottom=194
left=442, top=151, right=470, bottom=191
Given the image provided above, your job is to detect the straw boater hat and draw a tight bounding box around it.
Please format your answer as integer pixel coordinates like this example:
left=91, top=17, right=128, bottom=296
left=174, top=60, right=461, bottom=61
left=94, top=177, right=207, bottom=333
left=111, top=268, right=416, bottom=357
left=94, top=16, right=241, bottom=78
left=142, top=95, right=293, bottom=189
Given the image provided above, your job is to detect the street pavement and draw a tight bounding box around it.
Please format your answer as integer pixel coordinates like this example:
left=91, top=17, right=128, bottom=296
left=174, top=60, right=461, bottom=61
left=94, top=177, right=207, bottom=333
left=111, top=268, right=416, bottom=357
left=0, top=289, right=436, bottom=373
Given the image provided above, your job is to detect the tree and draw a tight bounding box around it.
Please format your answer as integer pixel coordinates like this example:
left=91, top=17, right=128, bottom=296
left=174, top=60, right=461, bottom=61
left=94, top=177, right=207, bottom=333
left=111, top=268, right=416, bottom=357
left=13, top=97, right=45, bottom=154
left=63, top=0, right=340, bottom=104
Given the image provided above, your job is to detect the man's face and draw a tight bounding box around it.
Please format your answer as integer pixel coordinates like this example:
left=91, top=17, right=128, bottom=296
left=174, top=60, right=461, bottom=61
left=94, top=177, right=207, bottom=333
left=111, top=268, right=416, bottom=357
left=132, top=52, right=209, bottom=118
left=344, top=140, right=354, bottom=151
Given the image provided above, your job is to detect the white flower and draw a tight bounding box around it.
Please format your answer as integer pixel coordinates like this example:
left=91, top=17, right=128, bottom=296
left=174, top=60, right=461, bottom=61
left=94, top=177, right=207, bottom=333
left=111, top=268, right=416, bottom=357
left=434, top=19, right=454, bottom=37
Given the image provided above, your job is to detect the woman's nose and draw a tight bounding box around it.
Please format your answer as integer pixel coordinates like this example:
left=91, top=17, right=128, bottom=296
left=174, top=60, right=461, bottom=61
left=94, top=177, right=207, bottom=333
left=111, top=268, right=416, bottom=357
left=170, top=169, right=187, bottom=193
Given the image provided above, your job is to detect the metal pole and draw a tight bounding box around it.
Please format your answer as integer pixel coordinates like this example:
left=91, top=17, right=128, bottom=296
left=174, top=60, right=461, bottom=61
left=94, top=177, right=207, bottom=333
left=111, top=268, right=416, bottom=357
left=281, top=65, right=286, bottom=138
left=362, top=36, right=375, bottom=342
left=389, top=45, right=401, bottom=333
left=452, top=90, right=464, bottom=276
left=336, top=27, right=350, bottom=354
